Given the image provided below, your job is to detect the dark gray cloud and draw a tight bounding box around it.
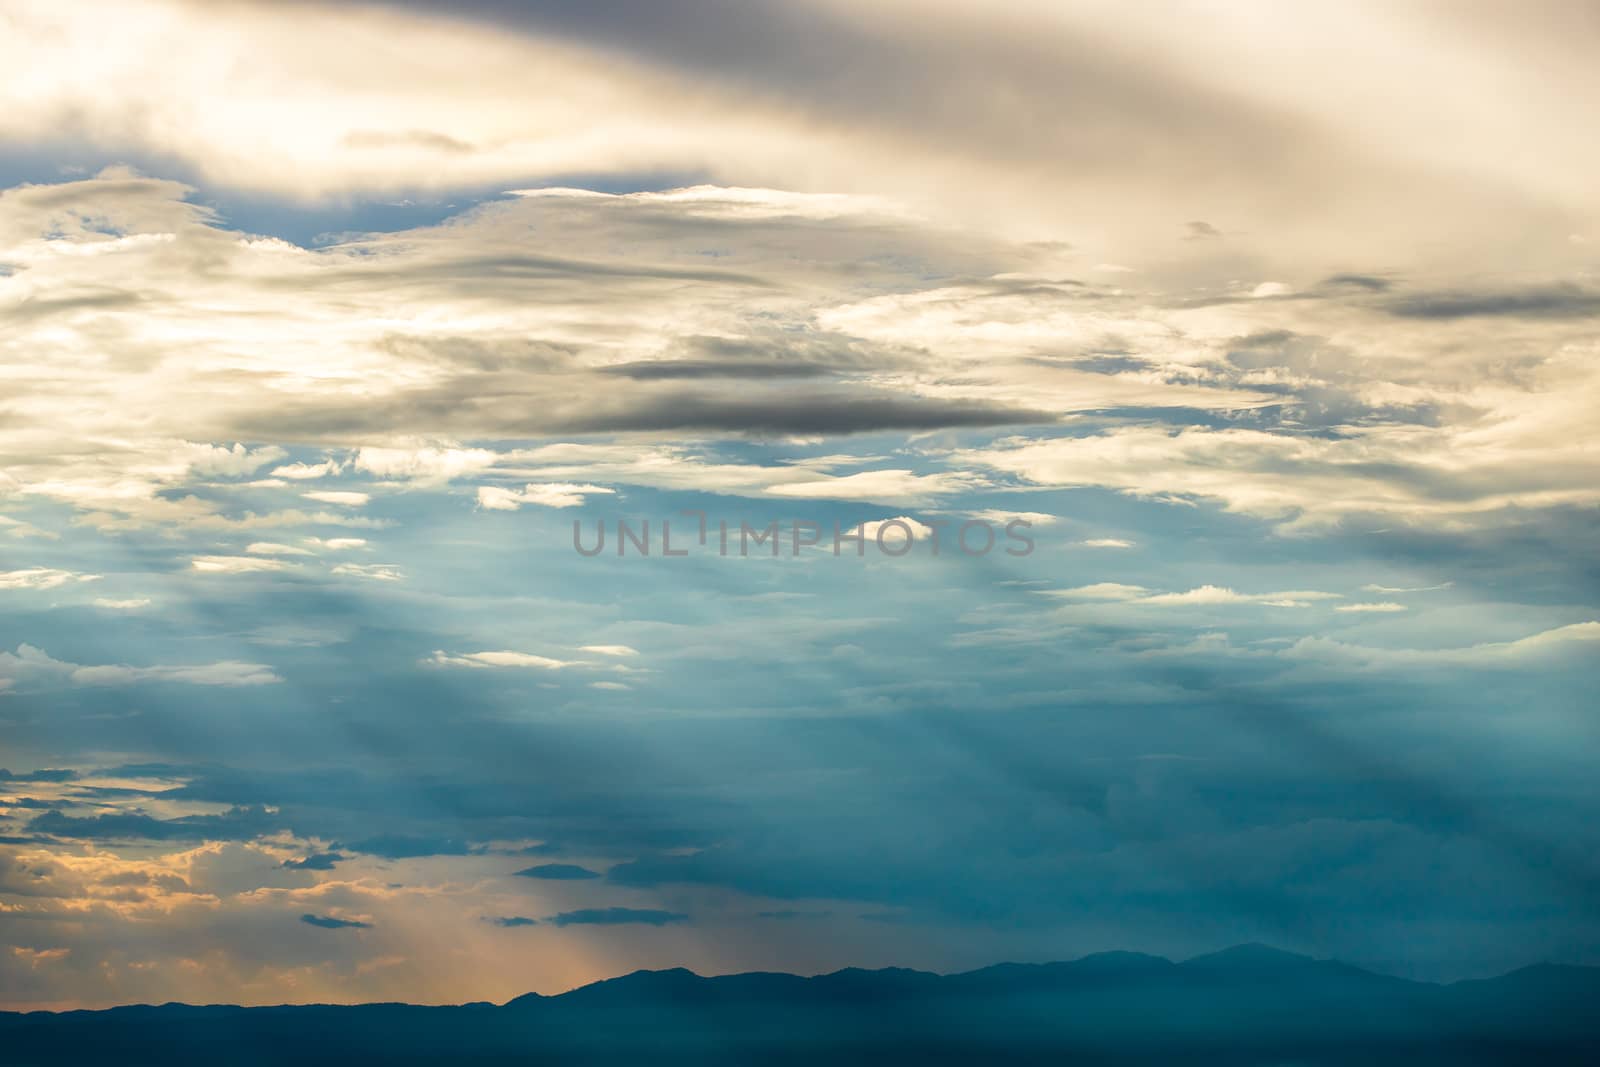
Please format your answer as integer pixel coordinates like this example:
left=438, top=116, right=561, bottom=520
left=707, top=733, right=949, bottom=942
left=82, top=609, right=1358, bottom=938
left=485, top=916, right=539, bottom=927
left=1320, top=273, right=1393, bottom=292
left=1056, top=354, right=1158, bottom=376
left=27, top=805, right=282, bottom=843
left=300, top=913, right=372, bottom=930
left=546, top=907, right=688, bottom=927
left=281, top=851, right=346, bottom=871
left=601, top=359, right=833, bottom=380
left=757, top=909, right=832, bottom=921
left=600, top=332, right=882, bottom=380
left=232, top=382, right=1057, bottom=438
left=513, top=863, right=600, bottom=881
left=556, top=391, right=1059, bottom=435
left=283, top=252, right=775, bottom=293
left=1384, top=283, right=1600, bottom=319
left=341, top=835, right=477, bottom=859
left=0, top=768, right=78, bottom=783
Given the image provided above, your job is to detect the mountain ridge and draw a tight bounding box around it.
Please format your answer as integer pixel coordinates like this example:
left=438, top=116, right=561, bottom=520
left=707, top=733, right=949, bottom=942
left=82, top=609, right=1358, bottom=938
left=6, top=943, right=1595, bottom=1016
left=4, top=945, right=1597, bottom=1065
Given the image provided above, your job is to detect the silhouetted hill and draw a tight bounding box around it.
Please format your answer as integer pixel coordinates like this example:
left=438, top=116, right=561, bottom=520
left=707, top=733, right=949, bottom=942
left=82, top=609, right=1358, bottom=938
left=2, top=946, right=1597, bottom=1065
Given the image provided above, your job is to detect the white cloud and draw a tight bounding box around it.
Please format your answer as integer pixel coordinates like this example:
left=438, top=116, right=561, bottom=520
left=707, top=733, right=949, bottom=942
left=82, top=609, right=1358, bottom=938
left=70, top=662, right=282, bottom=687
left=854, top=517, right=934, bottom=544
left=271, top=460, right=343, bottom=480
left=1333, top=602, right=1408, bottom=613
left=1042, top=583, right=1341, bottom=608
left=1, top=166, right=1593, bottom=543
left=185, top=443, right=287, bottom=478
left=1, top=643, right=280, bottom=688
left=1282, top=622, right=1600, bottom=671
left=765, top=470, right=980, bottom=504
left=0, top=516, right=55, bottom=540
left=246, top=542, right=314, bottom=557
left=330, top=563, right=404, bottom=582
left=1042, top=583, right=1149, bottom=600
left=302, top=491, right=370, bottom=507
left=93, top=597, right=152, bottom=610
left=476, top=483, right=615, bottom=511
left=425, top=650, right=577, bottom=670
left=355, top=445, right=497, bottom=484
left=964, top=510, right=1059, bottom=526
left=1080, top=538, right=1134, bottom=548
left=579, top=645, right=639, bottom=657
left=304, top=537, right=367, bottom=551
left=190, top=556, right=297, bottom=575
left=1140, top=585, right=1342, bottom=608
left=0, top=569, right=99, bottom=590
left=1362, top=582, right=1453, bottom=594
left=4, top=0, right=1590, bottom=275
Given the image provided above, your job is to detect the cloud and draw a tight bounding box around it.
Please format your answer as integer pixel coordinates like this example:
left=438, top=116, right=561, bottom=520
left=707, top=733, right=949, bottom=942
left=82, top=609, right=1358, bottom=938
left=1041, top=583, right=1149, bottom=600
left=1282, top=621, right=1600, bottom=671
left=853, top=517, right=934, bottom=544
left=766, top=470, right=980, bottom=504
left=425, top=650, right=577, bottom=670
left=961, top=403, right=1600, bottom=530
left=1384, top=283, right=1600, bottom=320
left=246, top=542, right=315, bottom=557
left=1333, top=602, right=1408, bottom=614
left=67, top=662, right=282, bottom=687
left=1041, top=583, right=1341, bottom=608
left=963, top=510, right=1058, bottom=527
left=477, top=483, right=615, bottom=511
left=1139, top=586, right=1342, bottom=608
left=1, top=0, right=1593, bottom=280
left=0, top=569, right=99, bottom=591
left=191, top=556, right=298, bottom=575
left=27, top=805, right=282, bottom=842
left=184, top=443, right=287, bottom=477
left=354, top=445, right=497, bottom=483
left=304, top=537, right=367, bottom=551
left=300, top=914, right=372, bottom=930
left=0, top=768, right=77, bottom=784
left=545, top=907, right=688, bottom=927
left=271, top=460, right=343, bottom=480
left=302, top=491, right=371, bottom=507
left=330, top=563, right=404, bottom=582
left=485, top=916, right=539, bottom=928
left=757, top=910, right=834, bottom=921
left=601, top=360, right=834, bottom=380
left=2, top=1, right=1600, bottom=1010
left=513, top=864, right=601, bottom=881
left=0, top=516, right=56, bottom=540
left=1321, top=273, right=1392, bottom=292
left=1, top=644, right=280, bottom=689
left=579, top=646, right=638, bottom=657
left=3, top=169, right=1593, bottom=539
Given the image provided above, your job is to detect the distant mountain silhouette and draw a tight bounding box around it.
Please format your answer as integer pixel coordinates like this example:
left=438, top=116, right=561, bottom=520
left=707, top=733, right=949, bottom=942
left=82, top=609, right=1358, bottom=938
left=3, top=945, right=1597, bottom=1065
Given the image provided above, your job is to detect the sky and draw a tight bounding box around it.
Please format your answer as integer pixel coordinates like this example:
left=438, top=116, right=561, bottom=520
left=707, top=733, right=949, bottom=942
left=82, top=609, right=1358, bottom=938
left=1, top=0, right=1598, bottom=1010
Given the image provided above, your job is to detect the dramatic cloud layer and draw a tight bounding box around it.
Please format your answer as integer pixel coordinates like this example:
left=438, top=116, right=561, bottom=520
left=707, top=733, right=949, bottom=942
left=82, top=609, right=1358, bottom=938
left=1, top=0, right=1597, bottom=1013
